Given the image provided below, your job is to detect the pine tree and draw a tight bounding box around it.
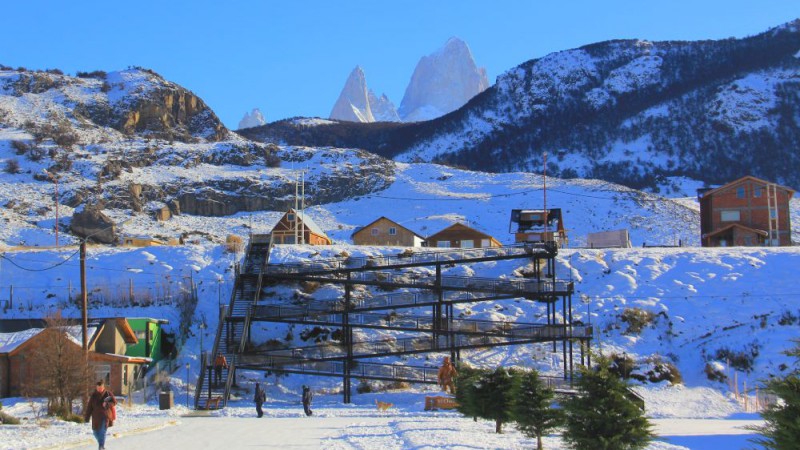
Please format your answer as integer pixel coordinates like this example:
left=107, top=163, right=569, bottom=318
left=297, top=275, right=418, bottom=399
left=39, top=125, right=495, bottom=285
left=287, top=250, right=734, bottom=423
left=472, top=367, right=517, bottom=433
left=512, top=370, right=562, bottom=450
left=454, top=365, right=486, bottom=422
left=751, top=341, right=800, bottom=449
left=562, top=357, right=654, bottom=450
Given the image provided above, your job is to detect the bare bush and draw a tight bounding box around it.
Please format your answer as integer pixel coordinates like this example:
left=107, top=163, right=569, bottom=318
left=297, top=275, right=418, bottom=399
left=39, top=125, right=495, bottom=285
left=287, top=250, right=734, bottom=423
left=225, top=234, right=244, bottom=253
left=22, top=311, right=92, bottom=418
left=4, top=158, right=20, bottom=174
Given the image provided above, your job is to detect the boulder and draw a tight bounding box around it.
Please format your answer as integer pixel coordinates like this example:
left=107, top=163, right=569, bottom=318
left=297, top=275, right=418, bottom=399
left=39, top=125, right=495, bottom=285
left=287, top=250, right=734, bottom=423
left=70, top=206, right=117, bottom=244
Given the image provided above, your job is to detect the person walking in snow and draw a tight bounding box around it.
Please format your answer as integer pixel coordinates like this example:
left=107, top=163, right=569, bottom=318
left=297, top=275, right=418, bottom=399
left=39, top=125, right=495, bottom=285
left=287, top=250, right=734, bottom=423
left=302, top=385, right=313, bottom=416
left=213, top=352, right=228, bottom=386
left=83, top=380, right=116, bottom=450
left=254, top=382, right=266, bottom=417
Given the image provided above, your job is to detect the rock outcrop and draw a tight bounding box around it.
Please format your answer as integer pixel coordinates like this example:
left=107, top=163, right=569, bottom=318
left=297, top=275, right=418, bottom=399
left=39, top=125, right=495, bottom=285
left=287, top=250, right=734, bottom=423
left=70, top=206, right=117, bottom=244
left=398, top=37, right=488, bottom=122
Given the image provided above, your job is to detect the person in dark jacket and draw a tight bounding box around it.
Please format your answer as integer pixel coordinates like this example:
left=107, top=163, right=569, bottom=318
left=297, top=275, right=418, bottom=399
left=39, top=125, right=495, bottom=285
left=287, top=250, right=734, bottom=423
left=254, top=382, right=266, bottom=417
left=302, top=385, right=313, bottom=416
left=83, top=380, right=116, bottom=450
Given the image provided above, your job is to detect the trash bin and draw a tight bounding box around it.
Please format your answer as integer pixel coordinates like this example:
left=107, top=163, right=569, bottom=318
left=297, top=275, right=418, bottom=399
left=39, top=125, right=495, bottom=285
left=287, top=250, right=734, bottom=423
left=159, top=391, right=174, bottom=410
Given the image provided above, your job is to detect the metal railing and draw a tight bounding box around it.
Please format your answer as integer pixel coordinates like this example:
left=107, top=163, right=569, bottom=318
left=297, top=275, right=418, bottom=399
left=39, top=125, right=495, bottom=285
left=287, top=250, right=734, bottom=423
left=264, top=244, right=554, bottom=275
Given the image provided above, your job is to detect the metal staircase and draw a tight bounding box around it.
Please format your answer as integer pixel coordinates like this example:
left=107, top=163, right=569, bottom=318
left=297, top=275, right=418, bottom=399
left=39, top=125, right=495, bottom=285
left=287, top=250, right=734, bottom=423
left=195, top=236, right=273, bottom=409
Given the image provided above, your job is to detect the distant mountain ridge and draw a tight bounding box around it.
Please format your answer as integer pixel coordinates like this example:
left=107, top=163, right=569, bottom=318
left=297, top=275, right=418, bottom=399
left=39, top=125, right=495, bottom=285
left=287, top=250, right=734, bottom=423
left=245, top=20, right=800, bottom=192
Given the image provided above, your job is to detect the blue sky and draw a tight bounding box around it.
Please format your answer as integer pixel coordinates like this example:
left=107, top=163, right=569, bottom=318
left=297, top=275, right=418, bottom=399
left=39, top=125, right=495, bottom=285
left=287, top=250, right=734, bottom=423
left=1, top=1, right=798, bottom=128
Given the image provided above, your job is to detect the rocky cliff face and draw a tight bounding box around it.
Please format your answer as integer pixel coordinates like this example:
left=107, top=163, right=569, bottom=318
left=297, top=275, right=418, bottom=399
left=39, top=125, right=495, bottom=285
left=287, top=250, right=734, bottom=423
left=398, top=37, right=489, bottom=122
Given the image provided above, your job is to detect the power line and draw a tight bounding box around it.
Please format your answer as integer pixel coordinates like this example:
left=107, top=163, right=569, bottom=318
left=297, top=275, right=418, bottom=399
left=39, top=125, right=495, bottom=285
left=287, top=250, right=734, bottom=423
left=0, top=250, right=80, bottom=272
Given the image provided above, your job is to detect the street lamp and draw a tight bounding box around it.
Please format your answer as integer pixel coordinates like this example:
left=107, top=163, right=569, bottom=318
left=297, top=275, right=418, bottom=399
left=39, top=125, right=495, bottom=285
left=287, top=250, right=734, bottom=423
left=185, top=362, right=191, bottom=408
left=199, top=321, right=207, bottom=358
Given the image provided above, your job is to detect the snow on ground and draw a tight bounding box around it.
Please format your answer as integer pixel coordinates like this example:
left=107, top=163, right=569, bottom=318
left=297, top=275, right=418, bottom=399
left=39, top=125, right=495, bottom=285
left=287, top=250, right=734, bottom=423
left=0, top=386, right=764, bottom=450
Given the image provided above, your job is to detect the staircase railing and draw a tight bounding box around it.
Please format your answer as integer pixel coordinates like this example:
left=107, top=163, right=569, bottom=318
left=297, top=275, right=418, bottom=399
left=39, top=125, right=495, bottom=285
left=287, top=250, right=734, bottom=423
left=192, top=351, right=208, bottom=409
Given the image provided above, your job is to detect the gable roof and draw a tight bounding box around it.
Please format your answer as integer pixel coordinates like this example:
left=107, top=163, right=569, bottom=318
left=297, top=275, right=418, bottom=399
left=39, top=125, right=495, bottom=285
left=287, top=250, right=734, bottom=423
left=351, top=216, right=425, bottom=239
left=275, top=209, right=328, bottom=238
left=0, top=325, right=100, bottom=356
left=704, top=223, right=769, bottom=239
left=701, top=176, right=795, bottom=198
left=428, top=222, right=495, bottom=240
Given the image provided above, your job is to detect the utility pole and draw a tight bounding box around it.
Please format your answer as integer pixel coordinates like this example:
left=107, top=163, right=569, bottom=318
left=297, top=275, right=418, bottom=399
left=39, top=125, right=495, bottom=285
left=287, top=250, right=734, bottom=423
left=80, top=240, right=88, bottom=353
left=543, top=152, right=548, bottom=240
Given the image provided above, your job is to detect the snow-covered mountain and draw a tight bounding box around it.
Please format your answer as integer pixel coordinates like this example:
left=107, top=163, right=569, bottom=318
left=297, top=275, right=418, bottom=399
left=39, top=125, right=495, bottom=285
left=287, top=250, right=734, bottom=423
left=329, top=66, right=400, bottom=123
left=251, top=20, right=800, bottom=193
left=237, top=108, right=266, bottom=129
left=327, top=38, right=486, bottom=123
left=398, top=37, right=489, bottom=122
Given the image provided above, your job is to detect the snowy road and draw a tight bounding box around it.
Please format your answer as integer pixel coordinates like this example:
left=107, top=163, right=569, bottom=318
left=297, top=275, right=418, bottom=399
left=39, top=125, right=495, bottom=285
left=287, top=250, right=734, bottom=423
left=65, top=414, right=763, bottom=450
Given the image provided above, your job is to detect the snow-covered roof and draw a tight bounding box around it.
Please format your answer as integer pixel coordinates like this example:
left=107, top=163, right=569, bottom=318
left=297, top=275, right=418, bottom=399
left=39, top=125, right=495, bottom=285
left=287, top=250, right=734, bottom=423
left=0, top=325, right=99, bottom=354
left=294, top=210, right=328, bottom=237
left=0, top=328, right=44, bottom=353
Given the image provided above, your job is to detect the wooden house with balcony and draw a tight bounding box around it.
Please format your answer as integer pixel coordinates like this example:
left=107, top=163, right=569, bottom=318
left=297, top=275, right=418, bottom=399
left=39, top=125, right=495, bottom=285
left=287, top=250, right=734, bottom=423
left=698, top=176, right=794, bottom=247
left=270, top=209, right=332, bottom=245
left=351, top=217, right=425, bottom=247
left=509, top=209, right=568, bottom=248
left=425, top=222, right=501, bottom=248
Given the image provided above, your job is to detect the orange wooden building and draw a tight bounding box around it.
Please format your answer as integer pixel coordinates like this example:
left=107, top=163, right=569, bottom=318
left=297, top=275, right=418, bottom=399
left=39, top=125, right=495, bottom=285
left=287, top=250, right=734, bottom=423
left=270, top=209, right=332, bottom=245
left=425, top=223, right=502, bottom=248
left=698, top=176, right=794, bottom=247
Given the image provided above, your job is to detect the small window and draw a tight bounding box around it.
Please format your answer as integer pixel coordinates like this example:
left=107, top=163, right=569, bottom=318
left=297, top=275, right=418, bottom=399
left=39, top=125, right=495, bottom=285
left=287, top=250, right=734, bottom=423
left=736, top=187, right=745, bottom=198
left=754, top=187, right=762, bottom=198
left=721, top=210, right=740, bottom=222
left=461, top=240, right=474, bottom=248
left=770, top=209, right=777, bottom=219
left=437, top=241, right=451, bottom=248
left=388, top=227, right=397, bottom=235
left=135, top=330, right=146, bottom=340
left=744, top=236, right=753, bottom=246
left=481, top=239, right=490, bottom=247
left=371, top=228, right=379, bottom=236
left=287, top=213, right=295, bottom=222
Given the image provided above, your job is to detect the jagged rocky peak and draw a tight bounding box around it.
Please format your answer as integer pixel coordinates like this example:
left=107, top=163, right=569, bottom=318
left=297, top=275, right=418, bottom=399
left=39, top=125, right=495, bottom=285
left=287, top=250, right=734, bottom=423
left=329, top=66, right=400, bottom=123
left=330, top=66, right=374, bottom=122
left=238, top=108, right=266, bottom=129
left=398, top=37, right=489, bottom=122
left=368, top=90, right=401, bottom=122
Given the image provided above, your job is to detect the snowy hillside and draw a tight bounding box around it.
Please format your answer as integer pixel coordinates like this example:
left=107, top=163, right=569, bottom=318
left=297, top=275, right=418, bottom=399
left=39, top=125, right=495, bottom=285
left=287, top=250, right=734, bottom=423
left=246, top=20, right=800, bottom=194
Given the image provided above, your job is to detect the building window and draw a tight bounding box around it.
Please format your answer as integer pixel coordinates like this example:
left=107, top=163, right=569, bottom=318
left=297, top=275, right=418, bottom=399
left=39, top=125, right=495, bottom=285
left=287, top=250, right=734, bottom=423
left=287, top=213, right=295, bottom=222
left=721, top=210, right=740, bottom=222
left=754, top=187, right=762, bottom=198
left=744, top=236, right=753, bottom=246
left=388, top=227, right=397, bottom=235
left=461, top=239, right=474, bottom=248
left=437, top=241, right=451, bottom=248
left=736, top=187, right=745, bottom=198
left=135, top=330, right=146, bottom=340
left=481, top=239, right=490, bottom=247
left=371, top=228, right=379, bottom=236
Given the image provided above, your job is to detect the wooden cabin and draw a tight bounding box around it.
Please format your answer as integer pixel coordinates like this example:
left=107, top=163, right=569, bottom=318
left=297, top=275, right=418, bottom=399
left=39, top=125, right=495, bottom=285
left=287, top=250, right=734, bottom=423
left=509, top=208, right=568, bottom=248
left=698, top=176, right=794, bottom=247
left=351, top=217, right=425, bottom=247
left=0, top=318, right=150, bottom=398
left=425, top=223, right=501, bottom=248
left=270, top=209, right=332, bottom=245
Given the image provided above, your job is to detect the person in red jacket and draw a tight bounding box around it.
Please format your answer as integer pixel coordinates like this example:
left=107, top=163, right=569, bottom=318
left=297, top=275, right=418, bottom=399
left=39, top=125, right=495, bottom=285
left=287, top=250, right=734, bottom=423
left=83, top=380, right=116, bottom=450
